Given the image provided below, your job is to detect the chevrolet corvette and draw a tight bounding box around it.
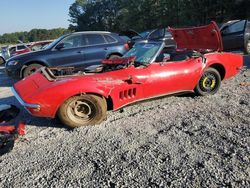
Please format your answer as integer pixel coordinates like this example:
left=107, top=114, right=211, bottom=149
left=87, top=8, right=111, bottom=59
left=12, top=22, right=243, bottom=128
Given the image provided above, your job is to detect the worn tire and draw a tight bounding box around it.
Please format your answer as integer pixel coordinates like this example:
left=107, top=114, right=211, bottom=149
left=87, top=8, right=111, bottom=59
left=58, top=95, right=107, bottom=128
left=194, top=68, right=221, bottom=96
left=108, top=54, right=122, bottom=60
left=244, top=40, right=250, bottom=55
left=0, top=133, right=15, bottom=156
left=23, top=63, right=43, bottom=78
left=0, top=57, right=5, bottom=65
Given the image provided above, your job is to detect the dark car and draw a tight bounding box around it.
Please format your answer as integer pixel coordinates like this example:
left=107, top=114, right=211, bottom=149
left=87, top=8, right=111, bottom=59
left=120, top=28, right=176, bottom=48
left=5, top=31, right=129, bottom=78
left=220, top=20, right=250, bottom=54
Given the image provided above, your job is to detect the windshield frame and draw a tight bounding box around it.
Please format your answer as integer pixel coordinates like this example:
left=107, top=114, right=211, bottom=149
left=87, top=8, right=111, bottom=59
left=44, top=35, right=68, bottom=50
left=123, top=41, right=165, bottom=65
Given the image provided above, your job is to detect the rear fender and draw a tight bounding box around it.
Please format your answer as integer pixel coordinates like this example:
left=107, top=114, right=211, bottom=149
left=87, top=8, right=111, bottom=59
left=204, top=52, right=243, bottom=79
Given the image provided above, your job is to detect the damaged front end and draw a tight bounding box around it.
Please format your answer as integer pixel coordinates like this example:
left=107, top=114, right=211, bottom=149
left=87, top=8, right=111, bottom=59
left=38, top=56, right=137, bottom=81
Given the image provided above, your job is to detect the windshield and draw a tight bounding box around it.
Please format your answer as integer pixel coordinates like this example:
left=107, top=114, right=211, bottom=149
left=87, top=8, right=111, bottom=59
left=139, top=30, right=153, bottom=38
left=44, top=35, right=66, bottom=50
left=123, top=42, right=162, bottom=64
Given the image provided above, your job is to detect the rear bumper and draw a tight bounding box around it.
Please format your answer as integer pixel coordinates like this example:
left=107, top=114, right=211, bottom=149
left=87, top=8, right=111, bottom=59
left=11, top=87, right=40, bottom=111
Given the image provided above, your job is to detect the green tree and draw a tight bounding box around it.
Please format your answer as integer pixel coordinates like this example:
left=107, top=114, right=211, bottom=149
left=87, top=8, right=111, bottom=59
left=68, top=0, right=250, bottom=33
left=0, top=28, right=70, bottom=44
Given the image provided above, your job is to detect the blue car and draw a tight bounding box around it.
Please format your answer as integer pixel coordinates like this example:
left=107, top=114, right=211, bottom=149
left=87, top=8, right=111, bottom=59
left=5, top=31, right=130, bottom=78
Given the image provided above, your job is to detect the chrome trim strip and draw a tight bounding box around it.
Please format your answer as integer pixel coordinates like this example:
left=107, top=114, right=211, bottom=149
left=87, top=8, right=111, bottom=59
left=11, top=87, right=40, bottom=109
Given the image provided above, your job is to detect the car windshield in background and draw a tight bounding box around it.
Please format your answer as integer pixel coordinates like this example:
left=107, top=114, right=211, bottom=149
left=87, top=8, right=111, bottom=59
left=44, top=36, right=64, bottom=49
left=123, top=42, right=162, bottom=64
left=139, top=30, right=153, bottom=38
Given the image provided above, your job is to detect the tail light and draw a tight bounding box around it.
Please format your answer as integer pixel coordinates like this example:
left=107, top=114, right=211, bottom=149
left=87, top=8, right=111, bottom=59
left=124, top=43, right=130, bottom=50
left=17, top=122, right=25, bottom=136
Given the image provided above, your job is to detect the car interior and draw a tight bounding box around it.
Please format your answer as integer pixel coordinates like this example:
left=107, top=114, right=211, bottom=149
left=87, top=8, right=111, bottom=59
left=155, top=47, right=195, bottom=62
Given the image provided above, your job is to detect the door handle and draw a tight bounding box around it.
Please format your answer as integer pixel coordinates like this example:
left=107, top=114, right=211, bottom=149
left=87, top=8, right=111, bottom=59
left=77, top=50, right=84, bottom=54
left=104, top=47, right=108, bottom=50
left=123, top=75, right=142, bottom=84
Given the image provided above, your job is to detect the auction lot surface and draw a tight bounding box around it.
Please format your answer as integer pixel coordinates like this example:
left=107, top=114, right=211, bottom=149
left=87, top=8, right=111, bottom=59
left=0, top=57, right=250, bottom=187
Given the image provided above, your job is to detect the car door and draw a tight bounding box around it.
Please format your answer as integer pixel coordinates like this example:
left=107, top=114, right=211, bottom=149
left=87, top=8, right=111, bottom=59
left=46, top=34, right=85, bottom=67
left=81, top=34, right=108, bottom=67
left=143, top=58, right=203, bottom=98
left=221, top=20, right=247, bottom=51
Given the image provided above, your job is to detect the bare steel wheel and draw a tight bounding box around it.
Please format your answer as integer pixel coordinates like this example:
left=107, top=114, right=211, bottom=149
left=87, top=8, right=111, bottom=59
left=58, top=95, right=107, bottom=128
left=195, top=68, right=221, bottom=96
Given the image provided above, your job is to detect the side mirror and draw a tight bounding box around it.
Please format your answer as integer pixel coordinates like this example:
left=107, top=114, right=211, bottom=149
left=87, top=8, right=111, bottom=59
left=55, top=43, right=65, bottom=50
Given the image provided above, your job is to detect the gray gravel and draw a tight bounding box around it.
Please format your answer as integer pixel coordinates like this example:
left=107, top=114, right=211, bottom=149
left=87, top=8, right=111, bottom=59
left=0, top=62, right=249, bottom=188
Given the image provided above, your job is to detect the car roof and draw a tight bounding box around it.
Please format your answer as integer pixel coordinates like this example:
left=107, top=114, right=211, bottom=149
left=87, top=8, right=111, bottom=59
left=135, top=40, right=164, bottom=45
left=73, top=31, right=112, bottom=35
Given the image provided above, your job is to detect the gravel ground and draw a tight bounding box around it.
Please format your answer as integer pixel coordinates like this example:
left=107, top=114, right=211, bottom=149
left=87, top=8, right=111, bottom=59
left=0, top=58, right=249, bottom=187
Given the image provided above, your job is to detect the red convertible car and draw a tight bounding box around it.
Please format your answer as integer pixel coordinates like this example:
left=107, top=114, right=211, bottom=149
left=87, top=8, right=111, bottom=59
left=12, top=22, right=243, bottom=128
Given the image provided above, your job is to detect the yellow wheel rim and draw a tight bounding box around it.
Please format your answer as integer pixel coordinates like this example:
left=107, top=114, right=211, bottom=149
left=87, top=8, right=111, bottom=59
left=211, top=80, right=216, bottom=88
left=200, top=73, right=217, bottom=91
left=202, top=77, right=208, bottom=88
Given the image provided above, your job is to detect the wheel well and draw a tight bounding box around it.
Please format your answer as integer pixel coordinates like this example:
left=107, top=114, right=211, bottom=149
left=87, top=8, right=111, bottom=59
left=209, top=63, right=226, bottom=80
left=0, top=56, right=5, bottom=63
left=85, top=92, right=113, bottom=111
left=25, top=61, right=47, bottom=67
left=66, top=93, right=114, bottom=111
left=21, top=61, right=47, bottom=78
left=107, top=53, right=123, bottom=59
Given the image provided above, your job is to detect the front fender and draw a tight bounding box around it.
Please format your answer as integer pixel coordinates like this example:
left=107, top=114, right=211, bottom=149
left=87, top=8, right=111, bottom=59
left=28, top=78, right=112, bottom=118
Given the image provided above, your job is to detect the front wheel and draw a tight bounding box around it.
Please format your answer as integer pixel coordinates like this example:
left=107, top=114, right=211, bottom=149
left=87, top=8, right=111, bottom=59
left=58, top=95, right=107, bottom=128
left=194, top=68, right=221, bottom=96
left=108, top=54, right=122, bottom=60
left=23, top=63, right=43, bottom=78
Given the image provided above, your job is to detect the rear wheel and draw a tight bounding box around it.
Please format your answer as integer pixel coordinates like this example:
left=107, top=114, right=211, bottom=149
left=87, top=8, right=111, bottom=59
left=0, top=57, right=5, bottom=65
left=23, top=63, right=43, bottom=78
left=109, top=54, right=122, bottom=60
left=244, top=40, right=250, bottom=54
left=58, top=95, right=107, bottom=128
left=195, top=68, right=221, bottom=96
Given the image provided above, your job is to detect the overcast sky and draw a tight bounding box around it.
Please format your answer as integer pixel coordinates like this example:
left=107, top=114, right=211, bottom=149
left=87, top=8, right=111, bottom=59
left=0, top=0, right=75, bottom=35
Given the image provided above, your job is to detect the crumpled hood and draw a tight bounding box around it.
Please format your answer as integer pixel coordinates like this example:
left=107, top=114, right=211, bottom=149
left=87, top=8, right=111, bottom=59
left=168, top=21, right=223, bottom=51
left=14, top=70, right=128, bottom=102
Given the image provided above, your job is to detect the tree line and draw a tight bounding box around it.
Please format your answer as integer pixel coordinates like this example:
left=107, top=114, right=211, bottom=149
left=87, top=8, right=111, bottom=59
left=69, top=0, right=250, bottom=32
left=1, top=0, right=249, bottom=45
left=0, top=28, right=70, bottom=45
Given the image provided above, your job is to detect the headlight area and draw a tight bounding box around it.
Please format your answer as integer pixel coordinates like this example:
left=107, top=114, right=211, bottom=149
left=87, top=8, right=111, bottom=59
left=7, top=60, right=19, bottom=66
left=11, top=87, right=41, bottom=114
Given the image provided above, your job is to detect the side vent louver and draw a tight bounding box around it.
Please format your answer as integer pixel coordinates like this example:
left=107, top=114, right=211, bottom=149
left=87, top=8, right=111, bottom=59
left=119, top=88, right=136, bottom=100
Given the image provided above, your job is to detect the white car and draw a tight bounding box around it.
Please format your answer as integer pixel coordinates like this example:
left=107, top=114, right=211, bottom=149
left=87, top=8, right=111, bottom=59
left=0, top=46, right=10, bottom=65
left=0, top=50, right=5, bottom=65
